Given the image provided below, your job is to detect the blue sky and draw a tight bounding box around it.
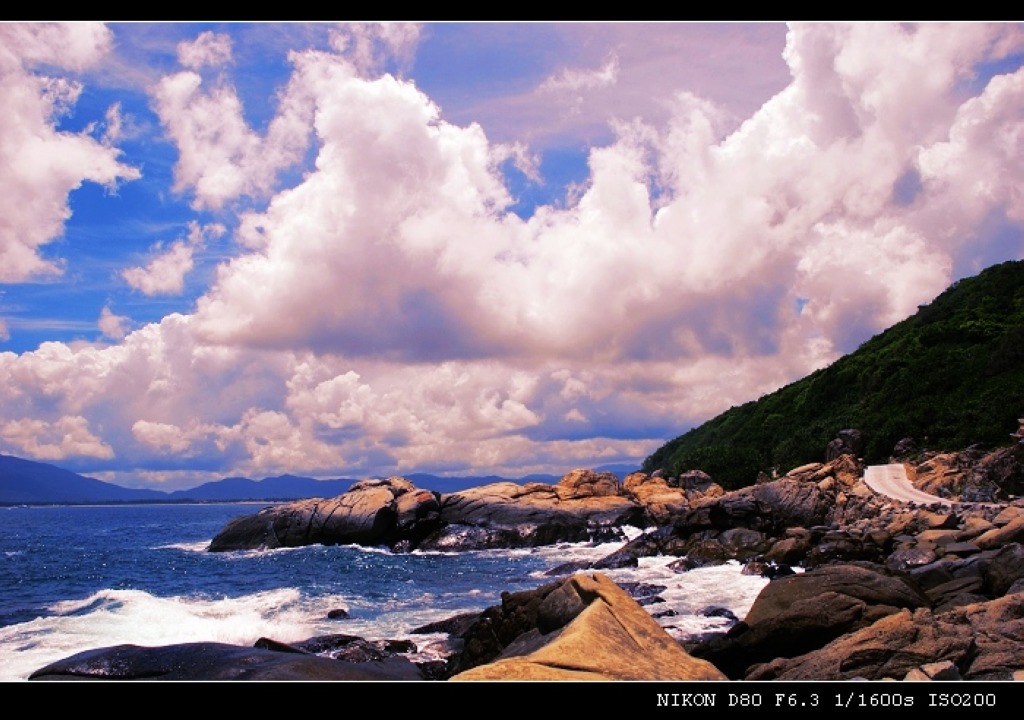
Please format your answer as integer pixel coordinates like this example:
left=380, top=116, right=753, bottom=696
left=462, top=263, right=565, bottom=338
left=1, top=22, right=1022, bottom=490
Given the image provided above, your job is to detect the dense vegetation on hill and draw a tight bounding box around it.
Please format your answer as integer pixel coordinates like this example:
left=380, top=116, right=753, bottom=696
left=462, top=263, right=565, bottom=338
left=643, top=260, right=1024, bottom=490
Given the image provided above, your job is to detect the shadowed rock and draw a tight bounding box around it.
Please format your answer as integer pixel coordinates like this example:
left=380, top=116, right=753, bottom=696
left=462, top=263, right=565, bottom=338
left=28, top=641, right=425, bottom=681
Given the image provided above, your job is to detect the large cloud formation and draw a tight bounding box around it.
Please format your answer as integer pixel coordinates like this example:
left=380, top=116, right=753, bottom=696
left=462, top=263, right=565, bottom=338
left=0, top=23, right=1022, bottom=489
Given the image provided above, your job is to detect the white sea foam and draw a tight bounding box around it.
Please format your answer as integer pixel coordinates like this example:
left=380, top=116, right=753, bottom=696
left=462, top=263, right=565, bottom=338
left=157, top=540, right=210, bottom=553
left=600, top=558, right=771, bottom=641
left=0, top=587, right=331, bottom=682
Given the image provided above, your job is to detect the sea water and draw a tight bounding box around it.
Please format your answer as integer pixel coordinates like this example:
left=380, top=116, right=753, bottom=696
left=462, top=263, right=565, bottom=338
left=0, top=503, right=768, bottom=681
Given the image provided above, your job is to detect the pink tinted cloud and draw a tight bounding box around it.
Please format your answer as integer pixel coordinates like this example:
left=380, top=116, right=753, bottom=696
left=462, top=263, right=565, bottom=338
left=177, top=30, right=233, bottom=70
left=0, top=22, right=140, bottom=283
left=3, top=23, right=1024, bottom=485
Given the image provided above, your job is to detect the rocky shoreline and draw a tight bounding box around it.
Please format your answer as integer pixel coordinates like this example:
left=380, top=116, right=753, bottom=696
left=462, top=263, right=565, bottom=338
left=28, top=435, right=1024, bottom=681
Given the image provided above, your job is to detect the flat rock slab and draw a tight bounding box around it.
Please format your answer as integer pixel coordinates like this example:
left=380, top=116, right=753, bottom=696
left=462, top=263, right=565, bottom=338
left=28, top=641, right=425, bottom=681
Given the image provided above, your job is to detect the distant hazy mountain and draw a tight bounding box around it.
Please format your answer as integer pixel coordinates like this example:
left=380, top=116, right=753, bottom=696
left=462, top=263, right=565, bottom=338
left=0, top=454, right=640, bottom=506
left=167, top=475, right=356, bottom=502
left=0, top=454, right=166, bottom=504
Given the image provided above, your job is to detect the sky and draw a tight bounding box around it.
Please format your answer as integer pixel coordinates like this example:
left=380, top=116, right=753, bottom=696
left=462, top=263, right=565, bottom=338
left=1, top=21, right=1023, bottom=491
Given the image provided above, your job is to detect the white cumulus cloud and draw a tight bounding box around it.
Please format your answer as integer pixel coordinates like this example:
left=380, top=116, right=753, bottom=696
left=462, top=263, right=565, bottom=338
left=0, top=22, right=140, bottom=283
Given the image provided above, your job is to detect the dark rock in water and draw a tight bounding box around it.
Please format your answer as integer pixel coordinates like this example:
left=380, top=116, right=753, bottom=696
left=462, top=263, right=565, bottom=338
left=28, top=641, right=426, bottom=681
left=252, top=636, right=307, bottom=654
left=615, top=581, right=668, bottom=600
left=411, top=611, right=481, bottom=637
left=298, top=636, right=414, bottom=663
left=742, top=559, right=795, bottom=578
left=667, top=557, right=698, bottom=572
left=543, top=559, right=593, bottom=576
left=701, top=606, right=739, bottom=622
left=413, top=523, right=535, bottom=551
left=327, top=608, right=350, bottom=619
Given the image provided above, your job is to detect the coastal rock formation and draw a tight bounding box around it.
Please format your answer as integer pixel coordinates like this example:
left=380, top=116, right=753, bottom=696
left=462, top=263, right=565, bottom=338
left=897, top=442, right=1024, bottom=503
left=446, top=572, right=727, bottom=681
left=417, top=475, right=649, bottom=551
left=207, top=476, right=441, bottom=551
left=743, top=588, right=1024, bottom=681
left=586, top=456, right=859, bottom=570
left=208, top=468, right=653, bottom=553
left=686, top=563, right=931, bottom=678
left=35, top=442, right=1024, bottom=682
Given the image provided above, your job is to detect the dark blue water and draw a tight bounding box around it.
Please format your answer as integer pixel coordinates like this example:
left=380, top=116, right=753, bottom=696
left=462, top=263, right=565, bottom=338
left=0, top=503, right=766, bottom=680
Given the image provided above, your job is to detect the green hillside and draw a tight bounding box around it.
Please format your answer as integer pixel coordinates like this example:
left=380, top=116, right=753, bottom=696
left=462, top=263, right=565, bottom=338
left=642, top=260, right=1024, bottom=490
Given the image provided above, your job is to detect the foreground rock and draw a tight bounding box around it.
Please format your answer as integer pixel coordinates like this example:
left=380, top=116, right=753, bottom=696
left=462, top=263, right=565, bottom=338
left=685, top=551, right=1024, bottom=680
left=446, top=572, right=727, bottom=681
left=28, top=639, right=426, bottom=681
left=686, top=563, right=932, bottom=678
left=745, top=592, right=1024, bottom=681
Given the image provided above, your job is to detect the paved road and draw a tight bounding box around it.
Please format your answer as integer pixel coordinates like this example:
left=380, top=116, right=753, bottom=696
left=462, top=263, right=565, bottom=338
left=863, top=463, right=954, bottom=506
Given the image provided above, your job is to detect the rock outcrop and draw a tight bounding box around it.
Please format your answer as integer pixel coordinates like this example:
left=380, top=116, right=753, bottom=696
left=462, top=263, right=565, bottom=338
left=446, top=572, right=727, bottom=681
left=207, top=476, right=441, bottom=551
left=744, top=591, right=1024, bottom=681
left=687, top=563, right=932, bottom=678
left=417, top=475, right=649, bottom=551
left=208, top=469, right=653, bottom=553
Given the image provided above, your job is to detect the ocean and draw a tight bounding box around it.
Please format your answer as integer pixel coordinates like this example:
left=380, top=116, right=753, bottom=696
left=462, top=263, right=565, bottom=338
left=0, top=502, right=769, bottom=682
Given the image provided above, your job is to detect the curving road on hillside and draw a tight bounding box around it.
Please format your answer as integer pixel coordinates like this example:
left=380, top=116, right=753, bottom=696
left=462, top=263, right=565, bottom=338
left=863, top=463, right=955, bottom=506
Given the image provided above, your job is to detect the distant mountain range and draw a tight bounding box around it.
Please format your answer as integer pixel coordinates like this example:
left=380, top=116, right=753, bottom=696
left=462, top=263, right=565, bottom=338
left=0, top=454, right=638, bottom=505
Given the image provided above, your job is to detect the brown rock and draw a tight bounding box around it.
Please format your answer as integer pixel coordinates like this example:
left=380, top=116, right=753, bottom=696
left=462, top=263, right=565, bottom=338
left=622, top=472, right=689, bottom=523
left=556, top=468, right=620, bottom=499
left=746, top=592, right=1024, bottom=681
left=449, top=573, right=727, bottom=681
left=974, top=514, right=1024, bottom=549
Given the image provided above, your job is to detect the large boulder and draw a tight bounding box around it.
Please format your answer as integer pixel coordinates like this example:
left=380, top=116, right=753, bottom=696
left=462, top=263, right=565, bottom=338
left=622, top=472, right=691, bottom=524
left=447, top=572, right=727, bottom=681
left=207, top=477, right=441, bottom=551
left=555, top=468, right=620, bottom=499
